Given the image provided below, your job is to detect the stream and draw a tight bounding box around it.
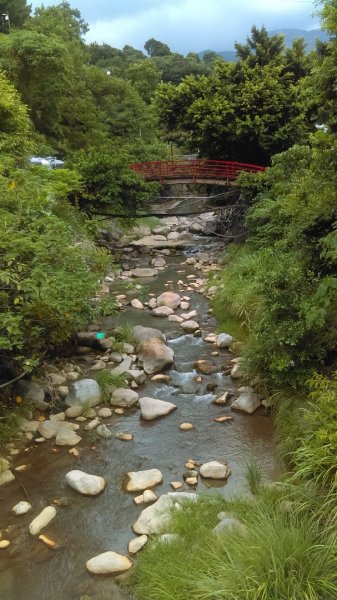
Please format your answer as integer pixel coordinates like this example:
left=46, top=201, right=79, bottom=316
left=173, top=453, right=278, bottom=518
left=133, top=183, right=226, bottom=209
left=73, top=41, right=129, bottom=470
left=0, top=219, right=280, bottom=600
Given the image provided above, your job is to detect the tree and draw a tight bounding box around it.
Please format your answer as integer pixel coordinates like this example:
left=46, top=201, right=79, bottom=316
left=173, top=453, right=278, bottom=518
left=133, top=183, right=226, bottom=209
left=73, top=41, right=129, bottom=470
left=27, top=1, right=88, bottom=43
left=0, top=69, right=33, bottom=163
left=144, top=37, right=171, bottom=57
left=126, top=60, right=162, bottom=102
left=0, top=0, right=31, bottom=29
left=235, top=25, right=284, bottom=66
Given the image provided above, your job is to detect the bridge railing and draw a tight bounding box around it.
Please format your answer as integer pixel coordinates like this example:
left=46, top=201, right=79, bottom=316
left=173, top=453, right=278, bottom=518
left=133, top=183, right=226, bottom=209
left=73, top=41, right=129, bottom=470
left=130, top=159, right=265, bottom=183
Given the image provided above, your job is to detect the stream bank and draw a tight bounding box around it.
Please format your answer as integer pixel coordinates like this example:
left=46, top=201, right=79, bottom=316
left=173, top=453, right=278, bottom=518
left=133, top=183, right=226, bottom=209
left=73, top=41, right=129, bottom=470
left=0, top=213, right=280, bottom=600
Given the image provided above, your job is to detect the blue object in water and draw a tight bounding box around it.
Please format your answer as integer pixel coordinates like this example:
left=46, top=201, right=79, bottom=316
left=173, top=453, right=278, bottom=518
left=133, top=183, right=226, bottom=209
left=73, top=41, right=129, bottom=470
left=95, top=332, right=106, bottom=340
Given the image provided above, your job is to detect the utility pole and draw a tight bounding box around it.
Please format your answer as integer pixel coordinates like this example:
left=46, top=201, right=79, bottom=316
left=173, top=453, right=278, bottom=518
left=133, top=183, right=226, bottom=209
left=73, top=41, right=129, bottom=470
left=1, top=13, right=10, bottom=34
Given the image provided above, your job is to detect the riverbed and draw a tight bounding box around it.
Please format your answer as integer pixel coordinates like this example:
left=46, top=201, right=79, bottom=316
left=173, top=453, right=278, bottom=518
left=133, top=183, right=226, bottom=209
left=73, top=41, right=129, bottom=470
left=0, top=220, right=280, bottom=600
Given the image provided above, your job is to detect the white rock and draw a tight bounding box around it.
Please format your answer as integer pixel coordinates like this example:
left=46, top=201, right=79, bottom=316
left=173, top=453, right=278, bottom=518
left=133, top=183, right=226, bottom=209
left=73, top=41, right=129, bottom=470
left=181, top=320, right=199, bottom=333
left=137, top=338, right=174, bottom=375
left=126, top=370, right=146, bottom=384
left=84, top=418, right=99, bottom=430
left=133, top=492, right=197, bottom=535
left=29, top=506, right=56, bottom=535
left=128, top=535, right=148, bottom=554
left=12, top=501, right=32, bottom=515
left=55, top=429, right=82, bottom=446
left=157, top=292, right=181, bottom=310
left=180, top=310, right=197, bottom=320
left=109, top=356, right=133, bottom=376
left=19, top=419, right=40, bottom=433
left=216, top=333, right=233, bottom=348
left=65, top=405, right=83, bottom=418
left=168, top=315, right=184, bottom=323
left=98, top=407, right=112, bottom=418
left=126, top=469, right=163, bottom=492
left=139, top=397, right=176, bottom=421
left=180, top=422, right=194, bottom=431
left=86, top=551, right=132, bottom=574
left=0, top=470, right=15, bottom=486
left=230, top=361, right=245, bottom=379
left=151, top=306, right=174, bottom=317
left=50, top=412, right=65, bottom=422
left=97, top=424, right=112, bottom=439
left=200, top=461, right=231, bottom=479
left=110, top=388, right=139, bottom=407
left=65, top=470, right=106, bottom=495
left=0, top=540, right=10, bottom=548
left=133, top=325, right=166, bottom=343
left=131, top=299, right=144, bottom=310
left=143, top=489, right=158, bottom=503
left=231, top=386, right=261, bottom=414
left=65, top=379, right=101, bottom=408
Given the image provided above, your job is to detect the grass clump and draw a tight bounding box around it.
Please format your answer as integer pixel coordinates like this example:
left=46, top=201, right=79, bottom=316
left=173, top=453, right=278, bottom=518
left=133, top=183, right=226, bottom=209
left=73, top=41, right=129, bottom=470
left=92, top=370, right=127, bottom=404
left=132, top=488, right=337, bottom=600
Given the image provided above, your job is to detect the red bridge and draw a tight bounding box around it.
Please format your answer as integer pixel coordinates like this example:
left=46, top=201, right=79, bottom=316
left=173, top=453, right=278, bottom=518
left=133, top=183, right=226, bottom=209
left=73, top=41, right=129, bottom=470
left=130, top=159, right=266, bottom=186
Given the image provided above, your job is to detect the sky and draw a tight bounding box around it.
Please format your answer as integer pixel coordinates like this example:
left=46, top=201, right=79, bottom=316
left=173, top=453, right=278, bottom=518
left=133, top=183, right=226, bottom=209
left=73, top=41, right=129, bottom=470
left=30, top=0, right=321, bottom=54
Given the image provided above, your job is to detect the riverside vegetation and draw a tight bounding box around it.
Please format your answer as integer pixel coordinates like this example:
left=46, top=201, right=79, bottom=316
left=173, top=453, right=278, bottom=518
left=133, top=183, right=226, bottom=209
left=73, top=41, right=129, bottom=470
left=1, top=1, right=337, bottom=599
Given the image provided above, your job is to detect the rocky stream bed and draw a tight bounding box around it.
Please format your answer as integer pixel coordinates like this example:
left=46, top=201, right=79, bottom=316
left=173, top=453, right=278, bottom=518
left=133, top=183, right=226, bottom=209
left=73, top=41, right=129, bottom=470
left=0, top=213, right=279, bottom=600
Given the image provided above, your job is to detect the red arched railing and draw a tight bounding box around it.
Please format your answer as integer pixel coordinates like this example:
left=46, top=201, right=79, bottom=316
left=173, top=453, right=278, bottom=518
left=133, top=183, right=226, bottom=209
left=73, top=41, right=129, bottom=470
left=130, top=159, right=265, bottom=184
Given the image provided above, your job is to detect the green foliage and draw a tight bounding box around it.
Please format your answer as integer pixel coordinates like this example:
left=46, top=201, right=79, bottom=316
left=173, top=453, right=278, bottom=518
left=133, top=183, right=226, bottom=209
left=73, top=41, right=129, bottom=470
left=0, top=69, right=33, bottom=162
left=144, top=38, right=171, bottom=57
left=73, top=146, right=159, bottom=215
left=0, top=0, right=31, bottom=28
left=133, top=490, right=337, bottom=600
left=245, top=458, right=263, bottom=494
left=92, top=369, right=126, bottom=404
left=0, top=168, right=108, bottom=368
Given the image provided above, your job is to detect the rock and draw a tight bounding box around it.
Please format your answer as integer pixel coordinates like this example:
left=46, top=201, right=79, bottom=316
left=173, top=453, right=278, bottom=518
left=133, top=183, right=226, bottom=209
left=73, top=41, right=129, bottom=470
left=109, top=356, right=133, bottom=376
left=126, top=369, right=146, bottom=384
left=110, top=388, right=139, bottom=408
left=65, top=470, right=106, bottom=495
left=148, top=297, right=157, bottom=309
left=123, top=342, right=135, bottom=354
left=152, top=225, right=170, bottom=235
left=216, top=333, right=233, bottom=348
left=180, top=310, right=197, bottom=320
left=55, top=429, right=82, bottom=446
left=200, top=461, right=231, bottom=479
left=137, top=338, right=174, bottom=375
left=143, top=489, right=158, bottom=503
left=0, top=470, right=15, bottom=486
left=168, top=315, right=183, bottom=323
left=151, top=306, right=174, bottom=317
left=158, top=533, right=181, bottom=544
left=57, top=386, right=69, bottom=399
left=185, top=477, right=198, bottom=486
left=50, top=412, right=65, bottom=422
left=133, top=492, right=197, bottom=535
left=48, top=373, right=67, bottom=386
left=167, top=232, right=179, bottom=241
left=189, top=222, right=203, bottom=234
left=139, top=397, right=176, bottom=421
left=86, top=551, right=132, bottom=575
left=181, top=320, right=199, bottom=333
left=230, top=361, right=245, bottom=379
left=85, top=418, right=99, bottom=431
left=157, top=292, right=181, bottom=310
left=19, top=419, right=40, bottom=433
left=115, top=433, right=133, bottom=441
left=180, top=301, right=189, bottom=310
left=65, top=379, right=101, bottom=408
left=195, top=360, right=217, bottom=375
left=214, top=416, right=233, bottom=423
left=97, top=424, right=112, bottom=439
left=151, top=256, right=167, bottom=268
left=132, top=268, right=158, bottom=278
left=29, top=506, right=57, bottom=535
left=212, top=392, right=231, bottom=405
left=38, top=420, right=60, bottom=439
left=98, top=407, right=112, bottom=418
left=231, top=386, right=261, bottom=414
left=213, top=516, right=246, bottom=536
left=126, top=469, right=163, bottom=492
left=131, top=299, right=144, bottom=310
left=128, top=535, right=148, bottom=554
left=12, top=501, right=32, bottom=515
left=170, top=481, right=183, bottom=490
left=133, top=325, right=166, bottom=344
left=90, top=360, right=106, bottom=371
left=179, top=422, right=194, bottom=431
left=134, top=494, right=144, bottom=505
left=150, top=374, right=171, bottom=383
left=65, top=405, right=83, bottom=418
left=15, top=380, right=47, bottom=410
left=110, top=352, right=123, bottom=363
left=204, top=333, right=217, bottom=343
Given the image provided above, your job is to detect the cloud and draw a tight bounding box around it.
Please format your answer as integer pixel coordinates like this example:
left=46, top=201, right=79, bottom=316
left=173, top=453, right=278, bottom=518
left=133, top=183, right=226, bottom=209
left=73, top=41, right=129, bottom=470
left=31, top=0, right=320, bottom=53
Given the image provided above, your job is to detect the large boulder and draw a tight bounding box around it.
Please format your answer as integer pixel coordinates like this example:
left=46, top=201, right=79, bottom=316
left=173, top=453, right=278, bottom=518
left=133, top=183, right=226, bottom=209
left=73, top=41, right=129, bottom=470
left=137, top=338, right=174, bottom=375
left=86, top=552, right=132, bottom=574
left=65, top=470, right=106, bottom=495
left=157, top=292, right=181, bottom=310
left=133, top=492, right=196, bottom=535
left=110, top=388, right=139, bottom=408
left=139, top=397, right=176, bottom=420
left=231, top=386, right=261, bottom=414
left=133, top=325, right=166, bottom=344
left=65, top=379, right=101, bottom=408
left=216, top=333, right=233, bottom=348
left=126, top=469, right=163, bottom=492
left=200, top=461, right=231, bottom=479
left=14, top=380, right=48, bottom=410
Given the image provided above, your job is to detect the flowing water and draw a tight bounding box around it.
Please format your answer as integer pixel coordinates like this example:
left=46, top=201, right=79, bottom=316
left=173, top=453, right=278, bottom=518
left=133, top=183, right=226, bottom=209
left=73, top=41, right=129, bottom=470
left=0, top=242, right=280, bottom=600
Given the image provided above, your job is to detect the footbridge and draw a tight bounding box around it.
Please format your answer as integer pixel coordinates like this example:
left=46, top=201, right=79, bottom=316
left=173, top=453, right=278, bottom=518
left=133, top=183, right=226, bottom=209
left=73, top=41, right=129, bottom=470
left=129, top=159, right=266, bottom=186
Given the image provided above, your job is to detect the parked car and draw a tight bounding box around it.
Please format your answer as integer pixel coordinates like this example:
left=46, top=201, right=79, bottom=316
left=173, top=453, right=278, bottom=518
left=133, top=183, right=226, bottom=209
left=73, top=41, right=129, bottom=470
left=29, top=156, right=65, bottom=169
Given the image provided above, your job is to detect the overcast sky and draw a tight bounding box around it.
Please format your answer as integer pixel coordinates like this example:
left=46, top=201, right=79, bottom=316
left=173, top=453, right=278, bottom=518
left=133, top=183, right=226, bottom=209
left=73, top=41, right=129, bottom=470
left=30, top=0, right=321, bottom=53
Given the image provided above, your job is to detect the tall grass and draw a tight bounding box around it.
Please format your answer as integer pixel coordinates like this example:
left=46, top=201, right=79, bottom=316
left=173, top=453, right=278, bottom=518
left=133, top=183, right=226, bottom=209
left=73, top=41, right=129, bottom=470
left=132, top=490, right=337, bottom=600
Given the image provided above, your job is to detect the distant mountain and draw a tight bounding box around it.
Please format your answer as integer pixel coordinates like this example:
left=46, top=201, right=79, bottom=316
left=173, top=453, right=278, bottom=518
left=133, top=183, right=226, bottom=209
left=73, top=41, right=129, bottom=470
left=199, top=29, right=329, bottom=62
